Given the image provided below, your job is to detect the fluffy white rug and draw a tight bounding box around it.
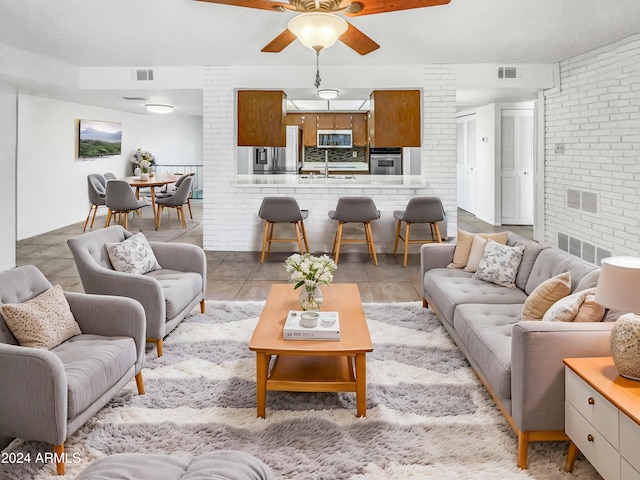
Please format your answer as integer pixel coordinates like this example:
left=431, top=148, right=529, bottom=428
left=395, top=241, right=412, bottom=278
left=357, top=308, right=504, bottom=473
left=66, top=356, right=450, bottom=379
left=1, top=301, right=600, bottom=480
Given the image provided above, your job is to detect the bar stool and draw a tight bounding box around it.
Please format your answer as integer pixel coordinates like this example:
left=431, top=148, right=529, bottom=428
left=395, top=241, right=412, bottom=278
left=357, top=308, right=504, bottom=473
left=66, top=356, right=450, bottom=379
left=328, top=197, right=380, bottom=266
left=393, top=197, right=445, bottom=267
left=258, top=197, right=309, bottom=263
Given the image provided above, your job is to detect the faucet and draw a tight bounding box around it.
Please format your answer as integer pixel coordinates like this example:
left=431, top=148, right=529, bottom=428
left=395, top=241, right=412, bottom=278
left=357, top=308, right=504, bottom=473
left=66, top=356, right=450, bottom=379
left=324, top=150, right=329, bottom=178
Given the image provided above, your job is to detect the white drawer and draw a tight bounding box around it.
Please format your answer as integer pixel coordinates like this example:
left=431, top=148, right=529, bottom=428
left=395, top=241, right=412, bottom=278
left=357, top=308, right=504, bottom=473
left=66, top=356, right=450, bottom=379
left=622, top=458, right=640, bottom=480
left=565, top=402, right=620, bottom=480
left=566, top=368, right=619, bottom=448
left=620, top=411, right=640, bottom=473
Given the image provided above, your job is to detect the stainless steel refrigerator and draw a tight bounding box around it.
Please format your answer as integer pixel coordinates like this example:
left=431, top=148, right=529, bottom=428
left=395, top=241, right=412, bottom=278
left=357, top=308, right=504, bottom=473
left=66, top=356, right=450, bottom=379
left=252, top=126, right=302, bottom=174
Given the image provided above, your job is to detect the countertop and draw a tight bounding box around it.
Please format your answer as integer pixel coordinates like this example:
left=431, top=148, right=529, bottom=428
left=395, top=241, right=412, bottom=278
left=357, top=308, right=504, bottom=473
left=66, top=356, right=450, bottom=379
left=233, top=174, right=428, bottom=188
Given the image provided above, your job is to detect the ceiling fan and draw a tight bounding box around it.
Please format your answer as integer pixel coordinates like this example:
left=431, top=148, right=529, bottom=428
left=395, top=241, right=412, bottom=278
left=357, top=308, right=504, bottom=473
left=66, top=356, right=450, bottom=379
left=195, top=0, right=451, bottom=56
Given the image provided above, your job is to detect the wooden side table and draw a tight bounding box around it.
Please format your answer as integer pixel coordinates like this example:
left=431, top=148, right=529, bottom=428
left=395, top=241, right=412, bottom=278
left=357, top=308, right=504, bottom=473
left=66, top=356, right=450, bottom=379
left=563, top=357, right=640, bottom=480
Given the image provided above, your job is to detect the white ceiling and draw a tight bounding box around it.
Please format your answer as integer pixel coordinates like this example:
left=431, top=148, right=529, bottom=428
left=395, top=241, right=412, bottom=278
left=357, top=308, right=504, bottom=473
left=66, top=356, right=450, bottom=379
left=2, top=0, right=640, bottom=114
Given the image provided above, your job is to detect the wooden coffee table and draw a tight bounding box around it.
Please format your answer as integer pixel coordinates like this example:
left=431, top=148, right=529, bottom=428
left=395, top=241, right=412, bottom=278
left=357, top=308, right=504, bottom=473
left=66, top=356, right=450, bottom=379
left=248, top=283, right=372, bottom=418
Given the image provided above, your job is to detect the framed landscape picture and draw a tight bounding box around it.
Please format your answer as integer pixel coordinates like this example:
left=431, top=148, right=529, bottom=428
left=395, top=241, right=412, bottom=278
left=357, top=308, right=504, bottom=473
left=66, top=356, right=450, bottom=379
left=77, top=119, right=122, bottom=158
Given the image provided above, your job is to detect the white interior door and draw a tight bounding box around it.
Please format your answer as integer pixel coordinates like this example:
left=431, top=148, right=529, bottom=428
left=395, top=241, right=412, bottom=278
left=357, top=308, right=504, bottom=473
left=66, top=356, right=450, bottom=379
left=456, top=115, right=477, bottom=214
left=501, top=110, right=533, bottom=225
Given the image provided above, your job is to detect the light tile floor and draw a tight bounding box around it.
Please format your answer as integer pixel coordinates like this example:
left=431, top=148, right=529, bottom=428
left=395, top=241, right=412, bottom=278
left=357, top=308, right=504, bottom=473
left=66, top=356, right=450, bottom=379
left=16, top=202, right=533, bottom=303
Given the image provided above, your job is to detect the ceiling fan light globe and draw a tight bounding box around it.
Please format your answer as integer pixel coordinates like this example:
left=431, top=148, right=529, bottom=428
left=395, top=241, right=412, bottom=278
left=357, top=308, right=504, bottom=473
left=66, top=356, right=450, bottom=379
left=288, top=12, right=348, bottom=51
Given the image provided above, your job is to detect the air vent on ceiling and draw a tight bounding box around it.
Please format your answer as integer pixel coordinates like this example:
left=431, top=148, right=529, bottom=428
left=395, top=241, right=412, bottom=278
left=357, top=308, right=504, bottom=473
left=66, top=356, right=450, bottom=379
left=498, top=66, right=518, bottom=79
left=134, top=69, right=154, bottom=81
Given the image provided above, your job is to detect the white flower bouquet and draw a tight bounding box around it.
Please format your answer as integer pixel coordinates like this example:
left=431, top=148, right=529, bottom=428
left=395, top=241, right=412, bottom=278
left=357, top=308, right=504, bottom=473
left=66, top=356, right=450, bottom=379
left=130, top=148, right=156, bottom=172
left=285, top=253, right=337, bottom=291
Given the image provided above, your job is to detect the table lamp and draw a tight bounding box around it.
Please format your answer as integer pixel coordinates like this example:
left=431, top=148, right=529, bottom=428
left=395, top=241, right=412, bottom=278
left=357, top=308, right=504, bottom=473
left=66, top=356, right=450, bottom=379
left=595, top=256, right=640, bottom=381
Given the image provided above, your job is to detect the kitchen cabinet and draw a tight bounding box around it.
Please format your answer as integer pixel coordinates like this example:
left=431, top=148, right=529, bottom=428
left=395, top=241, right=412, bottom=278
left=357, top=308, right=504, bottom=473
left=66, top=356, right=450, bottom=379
left=351, top=113, right=368, bottom=147
left=302, top=114, right=317, bottom=147
left=237, top=90, right=286, bottom=147
left=316, top=113, right=353, bottom=129
left=286, top=113, right=304, bottom=127
left=369, top=90, right=420, bottom=147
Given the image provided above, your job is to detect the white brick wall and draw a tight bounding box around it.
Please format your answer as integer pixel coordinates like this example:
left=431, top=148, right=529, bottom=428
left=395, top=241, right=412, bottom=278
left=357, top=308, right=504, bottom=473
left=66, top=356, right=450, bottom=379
left=202, top=65, right=458, bottom=252
left=544, top=33, right=640, bottom=259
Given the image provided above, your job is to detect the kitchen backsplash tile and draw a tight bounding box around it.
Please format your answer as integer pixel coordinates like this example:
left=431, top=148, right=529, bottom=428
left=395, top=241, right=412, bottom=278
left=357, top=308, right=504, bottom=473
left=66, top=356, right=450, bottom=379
left=305, top=147, right=367, bottom=163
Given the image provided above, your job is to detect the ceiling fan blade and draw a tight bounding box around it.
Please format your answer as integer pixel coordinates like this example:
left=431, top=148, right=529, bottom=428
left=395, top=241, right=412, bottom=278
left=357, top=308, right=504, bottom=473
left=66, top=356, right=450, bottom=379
left=195, top=0, right=287, bottom=12
left=345, top=0, right=451, bottom=16
left=339, top=22, right=380, bottom=55
left=261, top=29, right=297, bottom=53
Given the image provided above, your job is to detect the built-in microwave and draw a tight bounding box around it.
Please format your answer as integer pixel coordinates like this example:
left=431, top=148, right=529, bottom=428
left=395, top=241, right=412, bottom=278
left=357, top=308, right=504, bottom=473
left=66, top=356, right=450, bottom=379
left=317, top=130, right=352, bottom=148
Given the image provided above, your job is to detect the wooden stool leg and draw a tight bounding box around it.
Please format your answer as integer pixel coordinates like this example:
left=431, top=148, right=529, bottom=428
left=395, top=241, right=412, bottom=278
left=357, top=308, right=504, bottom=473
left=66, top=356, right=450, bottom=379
left=300, top=220, right=310, bottom=253
left=403, top=222, right=411, bottom=267
left=434, top=222, right=443, bottom=243
left=393, top=219, right=402, bottom=256
left=294, top=222, right=304, bottom=254
left=260, top=221, right=270, bottom=263
left=365, top=222, right=378, bottom=266
left=334, top=222, right=344, bottom=264
left=267, top=222, right=275, bottom=254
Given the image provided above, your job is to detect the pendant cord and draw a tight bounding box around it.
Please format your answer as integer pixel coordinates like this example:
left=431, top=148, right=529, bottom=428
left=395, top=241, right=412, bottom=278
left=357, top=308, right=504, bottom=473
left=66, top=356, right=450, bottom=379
left=314, top=49, right=321, bottom=89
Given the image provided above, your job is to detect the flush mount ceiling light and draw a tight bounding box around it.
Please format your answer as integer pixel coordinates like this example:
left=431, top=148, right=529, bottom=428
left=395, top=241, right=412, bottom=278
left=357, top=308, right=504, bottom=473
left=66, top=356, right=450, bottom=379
left=144, top=104, right=174, bottom=114
left=288, top=12, right=348, bottom=89
left=317, top=89, right=340, bottom=100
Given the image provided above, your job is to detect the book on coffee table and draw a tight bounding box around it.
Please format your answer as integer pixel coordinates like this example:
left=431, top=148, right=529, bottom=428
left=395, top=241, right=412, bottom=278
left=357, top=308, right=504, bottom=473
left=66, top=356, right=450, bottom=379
left=283, top=311, right=340, bottom=340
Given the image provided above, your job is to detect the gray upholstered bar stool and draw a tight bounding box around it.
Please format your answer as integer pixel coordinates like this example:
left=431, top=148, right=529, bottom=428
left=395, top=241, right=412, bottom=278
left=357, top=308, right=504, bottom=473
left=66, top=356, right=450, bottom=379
left=328, top=197, right=381, bottom=266
left=258, top=197, right=309, bottom=263
left=393, top=196, right=445, bottom=267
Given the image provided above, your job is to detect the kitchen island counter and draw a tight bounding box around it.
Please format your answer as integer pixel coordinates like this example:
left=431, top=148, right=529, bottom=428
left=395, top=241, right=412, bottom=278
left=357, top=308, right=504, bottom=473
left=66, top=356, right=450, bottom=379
left=232, top=174, right=428, bottom=188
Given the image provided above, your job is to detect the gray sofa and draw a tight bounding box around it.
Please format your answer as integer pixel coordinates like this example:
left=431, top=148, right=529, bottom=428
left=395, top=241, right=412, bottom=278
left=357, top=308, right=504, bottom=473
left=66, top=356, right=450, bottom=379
left=420, top=232, right=614, bottom=468
left=0, top=265, right=146, bottom=475
left=68, top=226, right=207, bottom=356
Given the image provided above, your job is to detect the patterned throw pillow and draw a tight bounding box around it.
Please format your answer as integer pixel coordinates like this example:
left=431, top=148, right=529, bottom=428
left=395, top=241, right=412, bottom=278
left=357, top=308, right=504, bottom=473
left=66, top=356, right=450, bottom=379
left=543, top=287, right=605, bottom=322
left=1, top=285, right=82, bottom=349
left=106, top=232, right=162, bottom=275
left=473, top=239, right=525, bottom=289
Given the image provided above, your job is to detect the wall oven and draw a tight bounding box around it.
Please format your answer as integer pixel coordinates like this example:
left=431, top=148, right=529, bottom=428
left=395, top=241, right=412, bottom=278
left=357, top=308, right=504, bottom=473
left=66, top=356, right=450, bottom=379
left=370, top=148, right=402, bottom=175
left=317, top=130, right=352, bottom=148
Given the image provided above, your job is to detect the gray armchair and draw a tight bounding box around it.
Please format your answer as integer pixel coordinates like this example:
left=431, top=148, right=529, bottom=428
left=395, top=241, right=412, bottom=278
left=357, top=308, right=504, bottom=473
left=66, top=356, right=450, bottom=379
left=67, top=225, right=207, bottom=356
left=0, top=265, right=145, bottom=475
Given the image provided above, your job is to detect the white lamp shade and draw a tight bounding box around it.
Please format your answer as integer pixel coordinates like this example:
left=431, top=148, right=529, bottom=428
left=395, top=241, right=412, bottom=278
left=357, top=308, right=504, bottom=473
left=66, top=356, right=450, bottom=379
left=288, top=13, right=348, bottom=51
left=595, top=256, right=640, bottom=313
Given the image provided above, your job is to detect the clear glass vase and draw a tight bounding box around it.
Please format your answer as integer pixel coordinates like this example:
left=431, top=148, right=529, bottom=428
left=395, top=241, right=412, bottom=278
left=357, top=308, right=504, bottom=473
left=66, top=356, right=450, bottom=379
left=299, top=285, right=323, bottom=311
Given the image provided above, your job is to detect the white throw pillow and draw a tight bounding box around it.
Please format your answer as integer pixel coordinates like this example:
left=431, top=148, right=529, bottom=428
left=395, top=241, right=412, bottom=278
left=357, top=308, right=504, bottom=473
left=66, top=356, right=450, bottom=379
left=106, top=232, right=162, bottom=275
left=1, top=285, right=82, bottom=350
left=473, top=239, right=525, bottom=289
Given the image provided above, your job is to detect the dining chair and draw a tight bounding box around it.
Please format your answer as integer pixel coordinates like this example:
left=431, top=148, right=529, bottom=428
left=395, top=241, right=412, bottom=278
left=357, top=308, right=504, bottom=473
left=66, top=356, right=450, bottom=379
left=103, top=172, right=117, bottom=180
left=328, top=197, right=380, bottom=266
left=393, top=197, right=445, bottom=267
left=155, top=175, right=194, bottom=228
left=105, top=180, right=152, bottom=230
left=155, top=173, right=195, bottom=219
left=83, top=174, right=107, bottom=232
left=257, top=197, right=309, bottom=263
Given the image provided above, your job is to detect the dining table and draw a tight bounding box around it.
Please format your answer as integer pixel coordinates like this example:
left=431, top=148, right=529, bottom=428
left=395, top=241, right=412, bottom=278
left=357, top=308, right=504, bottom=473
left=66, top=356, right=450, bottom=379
left=121, top=174, right=182, bottom=229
